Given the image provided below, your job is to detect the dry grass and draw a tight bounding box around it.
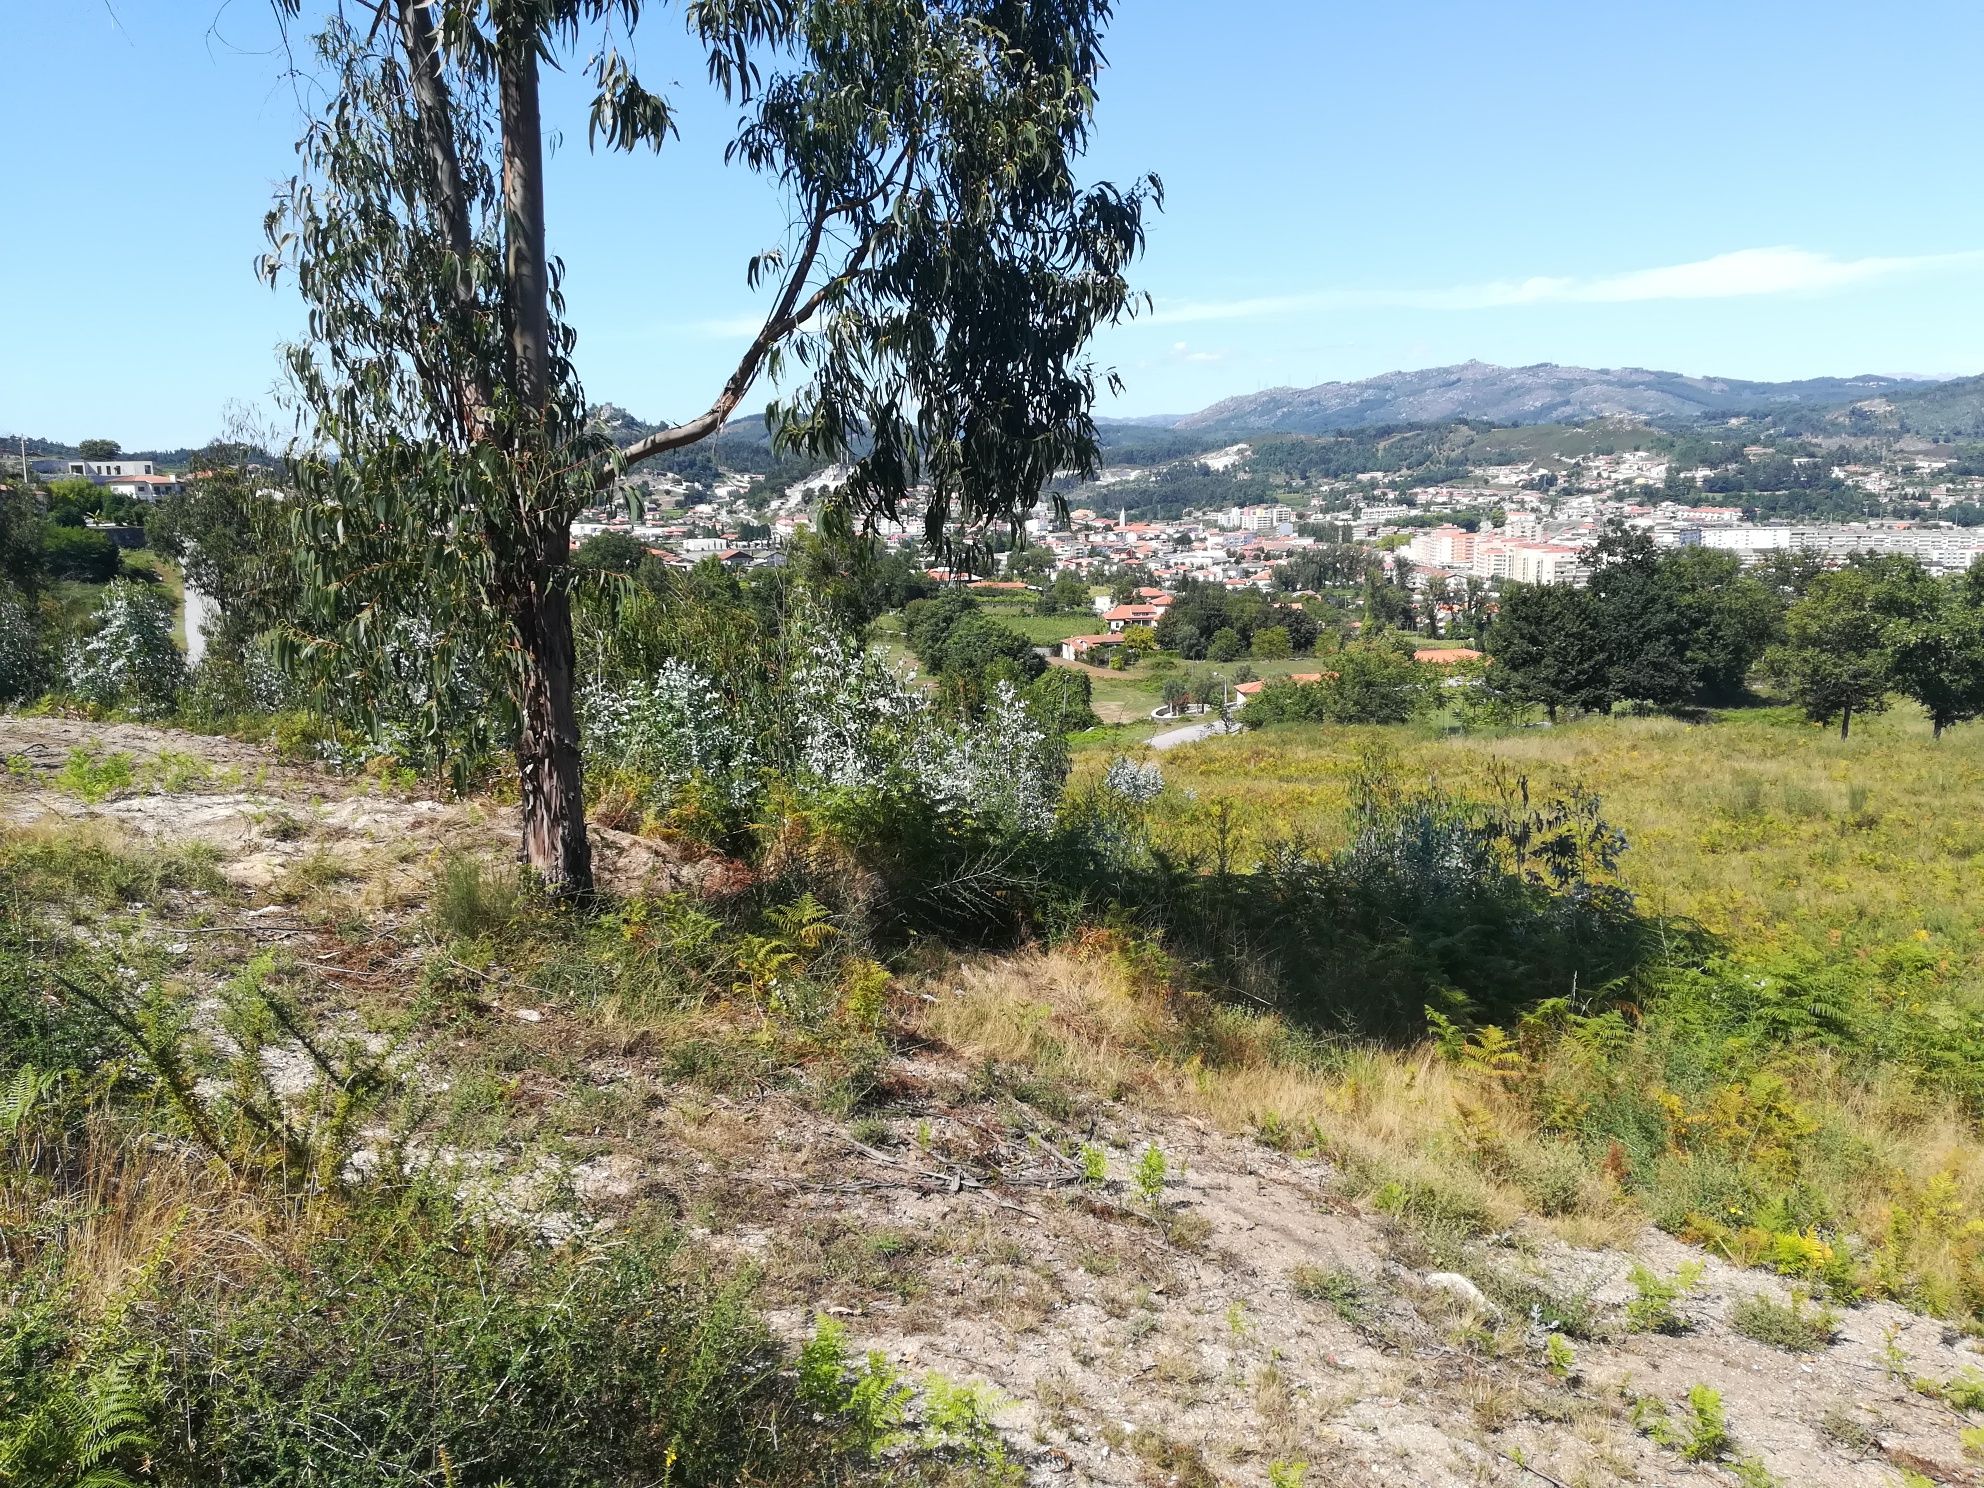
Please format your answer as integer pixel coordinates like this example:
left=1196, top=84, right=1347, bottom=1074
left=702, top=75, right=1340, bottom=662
left=919, top=941, right=1984, bottom=1299
left=920, top=947, right=1598, bottom=1244
left=2, top=1113, right=273, bottom=1321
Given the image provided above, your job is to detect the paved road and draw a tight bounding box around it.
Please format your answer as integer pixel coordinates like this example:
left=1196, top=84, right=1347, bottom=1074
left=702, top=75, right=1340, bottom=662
left=1147, top=718, right=1240, bottom=751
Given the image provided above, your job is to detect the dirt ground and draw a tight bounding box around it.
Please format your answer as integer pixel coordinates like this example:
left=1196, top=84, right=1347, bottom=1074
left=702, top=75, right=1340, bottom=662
left=9, top=717, right=1984, bottom=1488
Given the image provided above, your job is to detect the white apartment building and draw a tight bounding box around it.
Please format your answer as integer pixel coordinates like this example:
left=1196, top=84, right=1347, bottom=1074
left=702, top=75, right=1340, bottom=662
left=65, top=458, right=157, bottom=479
left=1701, top=524, right=1984, bottom=573
left=1218, top=503, right=1294, bottom=532
left=1405, top=525, right=1477, bottom=568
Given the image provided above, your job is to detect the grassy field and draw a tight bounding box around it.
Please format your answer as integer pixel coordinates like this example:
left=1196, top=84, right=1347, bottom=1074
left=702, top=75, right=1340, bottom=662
left=1059, top=703, right=1984, bottom=1319
left=1104, top=704, right=1984, bottom=975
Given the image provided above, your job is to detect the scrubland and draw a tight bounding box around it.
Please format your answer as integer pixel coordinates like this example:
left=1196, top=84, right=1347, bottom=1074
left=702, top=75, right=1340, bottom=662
left=12, top=705, right=1984, bottom=1487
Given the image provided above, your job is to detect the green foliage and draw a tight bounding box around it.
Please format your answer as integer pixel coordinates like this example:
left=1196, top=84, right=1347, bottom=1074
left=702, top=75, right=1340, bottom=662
left=38, top=526, right=120, bottom=584
left=1156, top=584, right=1317, bottom=659
left=0, top=586, right=53, bottom=704
left=1077, top=1142, right=1108, bottom=1186
left=1243, top=645, right=1432, bottom=729
left=140, top=1219, right=848, bottom=1487
left=796, top=1317, right=912, bottom=1457
left=1728, top=1291, right=1839, bottom=1351
left=1624, top=1261, right=1704, bottom=1335
left=1026, top=666, right=1100, bottom=735
left=1486, top=528, right=1783, bottom=718
left=51, top=750, right=136, bottom=804
left=918, top=1373, right=1013, bottom=1477
left=1133, top=1143, right=1168, bottom=1208
left=0, top=1337, right=157, bottom=1488
left=1765, top=556, right=1941, bottom=736
left=1250, top=625, right=1292, bottom=660
left=431, top=854, right=529, bottom=943
left=1544, top=1332, right=1576, bottom=1379
left=1632, top=1383, right=1730, bottom=1463
left=1290, top=1266, right=1369, bottom=1324
left=63, top=581, right=182, bottom=718
left=1489, top=582, right=1611, bottom=721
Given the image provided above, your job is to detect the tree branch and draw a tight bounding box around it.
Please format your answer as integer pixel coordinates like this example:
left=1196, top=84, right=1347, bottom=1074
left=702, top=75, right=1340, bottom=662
left=601, top=137, right=919, bottom=483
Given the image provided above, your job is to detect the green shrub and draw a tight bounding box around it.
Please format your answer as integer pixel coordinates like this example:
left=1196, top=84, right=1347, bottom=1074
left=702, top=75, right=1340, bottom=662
left=145, top=1217, right=853, bottom=1487
left=39, top=525, right=120, bottom=583
left=431, top=855, right=527, bottom=943
left=1729, top=1292, right=1839, bottom=1352
left=1290, top=1265, right=1369, bottom=1324
left=64, top=581, right=182, bottom=717
left=1625, top=1261, right=1703, bottom=1335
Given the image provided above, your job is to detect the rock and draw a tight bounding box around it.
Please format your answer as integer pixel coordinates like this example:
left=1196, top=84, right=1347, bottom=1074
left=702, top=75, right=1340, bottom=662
left=1421, top=1271, right=1500, bottom=1319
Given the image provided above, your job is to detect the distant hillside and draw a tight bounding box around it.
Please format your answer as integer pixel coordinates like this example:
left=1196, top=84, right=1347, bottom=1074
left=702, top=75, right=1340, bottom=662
left=1155, top=361, right=1941, bottom=435
left=1808, top=373, right=1984, bottom=440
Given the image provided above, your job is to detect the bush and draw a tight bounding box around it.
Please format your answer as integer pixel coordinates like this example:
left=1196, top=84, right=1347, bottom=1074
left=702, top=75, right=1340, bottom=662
left=1206, top=626, right=1245, bottom=662
left=0, top=586, right=52, bottom=703
left=64, top=581, right=182, bottom=717
left=137, top=1217, right=860, bottom=1488
left=1251, top=625, right=1292, bottom=660
left=39, top=525, right=120, bottom=583
left=1729, top=1291, right=1839, bottom=1352
left=1026, top=667, right=1100, bottom=734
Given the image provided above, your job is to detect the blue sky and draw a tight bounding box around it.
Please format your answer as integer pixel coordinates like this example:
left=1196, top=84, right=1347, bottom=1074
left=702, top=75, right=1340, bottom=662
left=7, top=0, right=1984, bottom=448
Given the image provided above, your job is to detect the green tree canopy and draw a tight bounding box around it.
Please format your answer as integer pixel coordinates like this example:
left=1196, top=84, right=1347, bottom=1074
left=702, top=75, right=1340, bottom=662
left=1488, top=582, right=1610, bottom=723
left=1764, top=557, right=1939, bottom=737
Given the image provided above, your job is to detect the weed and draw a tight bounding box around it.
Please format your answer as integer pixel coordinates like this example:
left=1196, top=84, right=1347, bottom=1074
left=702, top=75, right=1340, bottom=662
left=1133, top=1142, right=1167, bottom=1209
left=1632, top=1383, right=1730, bottom=1463
left=1818, top=1406, right=1878, bottom=1451
left=920, top=1373, right=1014, bottom=1479
left=432, top=855, right=525, bottom=942
left=1624, top=1260, right=1703, bottom=1335
left=1290, top=1265, right=1368, bottom=1324
left=1728, top=1291, right=1838, bottom=1352
left=146, top=750, right=211, bottom=793
left=1267, top=1461, right=1308, bottom=1488
left=1544, top=1332, right=1576, bottom=1380
left=1077, top=1141, right=1107, bottom=1186
left=53, top=749, right=135, bottom=803
left=796, top=1316, right=912, bottom=1457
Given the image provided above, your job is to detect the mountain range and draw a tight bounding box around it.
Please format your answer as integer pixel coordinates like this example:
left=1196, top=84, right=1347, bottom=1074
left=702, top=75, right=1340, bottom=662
left=1117, top=361, right=1972, bottom=437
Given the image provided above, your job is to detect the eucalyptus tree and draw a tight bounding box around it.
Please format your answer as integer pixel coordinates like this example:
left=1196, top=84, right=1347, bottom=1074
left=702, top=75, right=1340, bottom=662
left=262, top=0, right=1158, bottom=894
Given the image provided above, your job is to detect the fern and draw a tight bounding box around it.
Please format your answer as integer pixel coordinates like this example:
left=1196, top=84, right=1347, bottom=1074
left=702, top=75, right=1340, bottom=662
left=0, top=1064, right=67, bottom=1136
left=0, top=1349, right=157, bottom=1488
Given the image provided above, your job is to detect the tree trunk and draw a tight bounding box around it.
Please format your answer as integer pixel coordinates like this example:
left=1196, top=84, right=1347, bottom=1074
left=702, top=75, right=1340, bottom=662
left=497, top=23, right=550, bottom=411
left=1839, top=703, right=1852, bottom=739
left=495, top=22, right=585, bottom=893
left=514, top=552, right=592, bottom=896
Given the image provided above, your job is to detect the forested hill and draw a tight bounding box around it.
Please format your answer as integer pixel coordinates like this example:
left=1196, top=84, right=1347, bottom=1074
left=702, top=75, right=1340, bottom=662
left=1146, top=361, right=1935, bottom=435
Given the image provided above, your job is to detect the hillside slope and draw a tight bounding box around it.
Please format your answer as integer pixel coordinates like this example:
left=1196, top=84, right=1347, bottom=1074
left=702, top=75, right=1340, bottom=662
left=1168, top=362, right=1930, bottom=435
left=9, top=717, right=1984, bottom=1486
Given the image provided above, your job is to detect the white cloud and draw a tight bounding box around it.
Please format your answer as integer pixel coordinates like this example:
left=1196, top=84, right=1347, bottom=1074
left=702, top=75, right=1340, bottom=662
left=1148, top=247, right=1984, bottom=326
left=1169, top=340, right=1226, bottom=364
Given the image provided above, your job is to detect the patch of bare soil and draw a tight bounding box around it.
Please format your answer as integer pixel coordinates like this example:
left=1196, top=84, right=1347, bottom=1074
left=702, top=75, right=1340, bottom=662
left=16, top=719, right=1984, bottom=1487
